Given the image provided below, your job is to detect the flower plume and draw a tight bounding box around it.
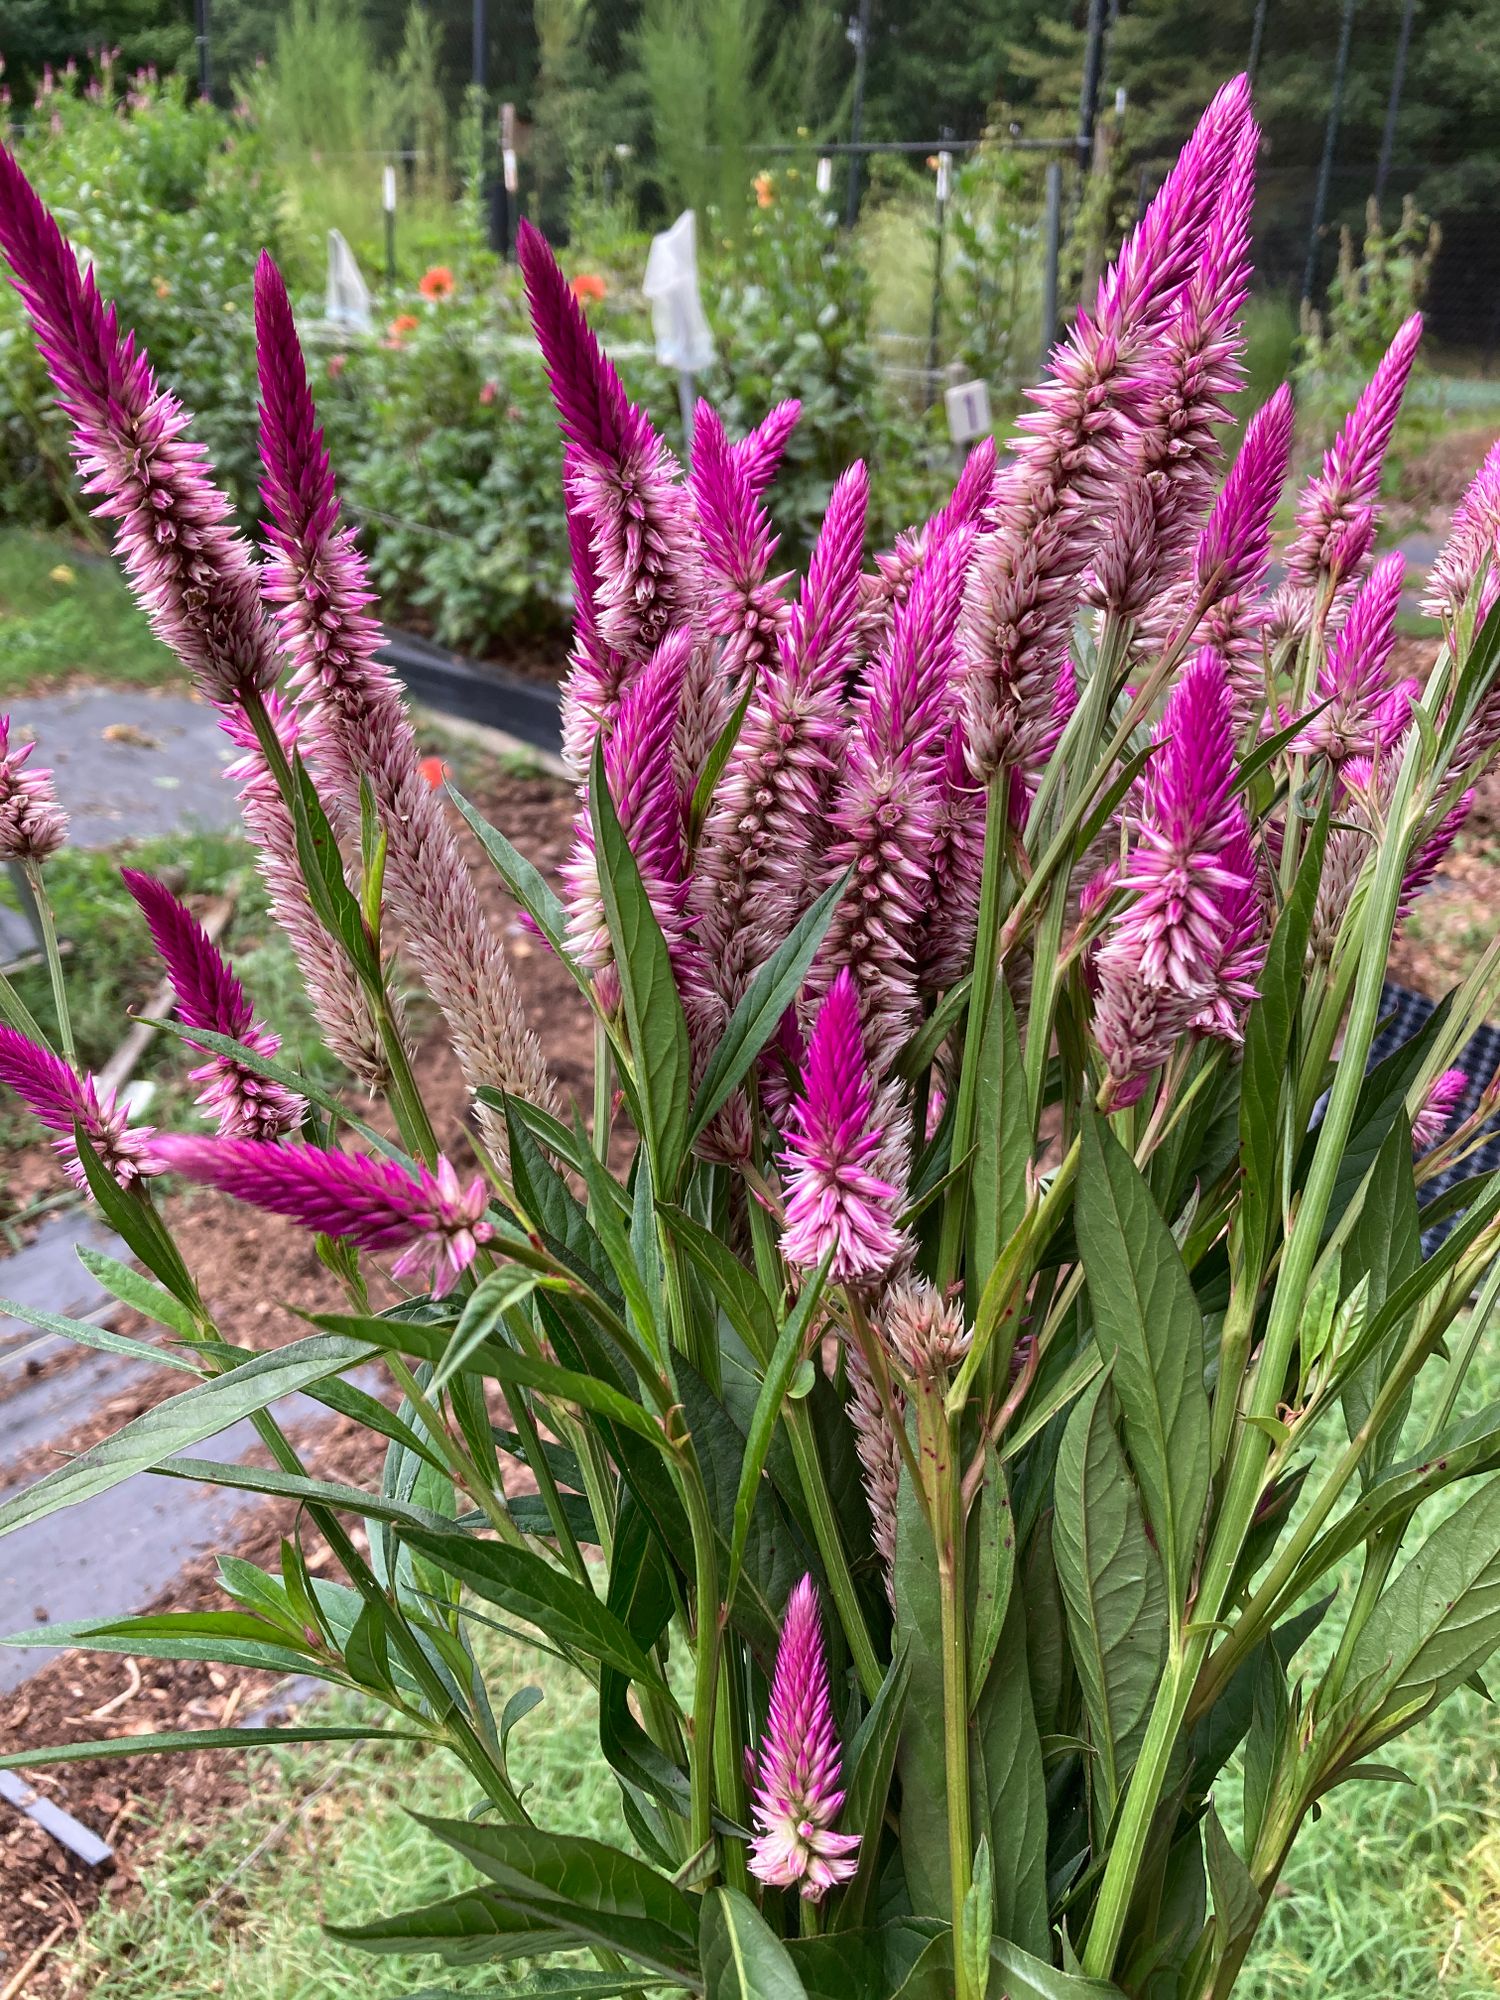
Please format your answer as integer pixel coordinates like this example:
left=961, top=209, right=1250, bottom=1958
left=0, top=715, right=66, bottom=862
left=748, top=1575, right=861, bottom=1901
left=153, top=1134, right=491, bottom=1297
left=0, top=1024, right=159, bottom=1192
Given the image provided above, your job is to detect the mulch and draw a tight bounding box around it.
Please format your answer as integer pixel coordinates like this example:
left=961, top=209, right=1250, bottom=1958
left=0, top=764, right=589, bottom=1994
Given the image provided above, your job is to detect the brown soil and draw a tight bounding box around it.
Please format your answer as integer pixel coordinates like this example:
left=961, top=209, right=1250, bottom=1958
left=0, top=763, right=587, bottom=1992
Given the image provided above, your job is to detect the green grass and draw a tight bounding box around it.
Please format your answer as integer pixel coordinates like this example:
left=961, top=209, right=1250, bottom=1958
left=0, top=529, right=177, bottom=695
left=62, top=1640, right=624, bottom=1999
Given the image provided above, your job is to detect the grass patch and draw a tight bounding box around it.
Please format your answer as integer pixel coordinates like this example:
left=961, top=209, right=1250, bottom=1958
left=0, top=530, right=177, bottom=695
left=62, top=1640, right=624, bottom=1998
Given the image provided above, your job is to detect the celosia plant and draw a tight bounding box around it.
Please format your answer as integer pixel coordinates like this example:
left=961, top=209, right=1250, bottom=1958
left=4, top=76, right=1500, bottom=2000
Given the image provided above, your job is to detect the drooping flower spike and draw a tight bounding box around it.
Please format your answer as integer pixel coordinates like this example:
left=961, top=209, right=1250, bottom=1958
left=0, top=146, right=278, bottom=703
left=121, top=870, right=305, bottom=1141
left=255, top=255, right=555, bottom=1131
left=780, top=970, right=906, bottom=1285
left=748, top=1575, right=861, bottom=1901
left=0, top=714, right=67, bottom=862
left=153, top=1134, right=492, bottom=1297
left=0, top=1024, right=159, bottom=1193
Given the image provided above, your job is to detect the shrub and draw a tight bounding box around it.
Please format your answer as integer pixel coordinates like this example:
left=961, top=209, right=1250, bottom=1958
left=5, top=77, right=1500, bottom=2000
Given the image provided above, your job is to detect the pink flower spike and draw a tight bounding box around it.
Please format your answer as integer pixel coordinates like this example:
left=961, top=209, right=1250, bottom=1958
left=1413, top=1067, right=1467, bottom=1153
left=153, top=1135, right=492, bottom=1296
left=121, top=870, right=305, bottom=1140
left=0, top=1024, right=159, bottom=1193
left=1298, top=551, right=1406, bottom=761
left=748, top=1575, right=861, bottom=1902
left=780, top=971, right=906, bottom=1285
left=690, top=400, right=788, bottom=690
left=732, top=398, right=801, bottom=497
left=1283, top=313, right=1423, bottom=605
left=1194, top=385, right=1296, bottom=610
left=0, top=148, right=278, bottom=702
left=1424, top=435, right=1500, bottom=622
left=0, top=716, right=66, bottom=862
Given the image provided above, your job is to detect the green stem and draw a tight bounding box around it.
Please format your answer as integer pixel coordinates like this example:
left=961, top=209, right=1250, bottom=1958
left=937, top=773, right=1008, bottom=1291
left=683, top=1469, right=722, bottom=1857
left=25, top=861, right=72, bottom=1067
left=385, top=1354, right=519, bottom=1544
left=783, top=1399, right=883, bottom=1701
left=593, top=1017, right=613, bottom=1163
left=930, top=1394, right=975, bottom=1998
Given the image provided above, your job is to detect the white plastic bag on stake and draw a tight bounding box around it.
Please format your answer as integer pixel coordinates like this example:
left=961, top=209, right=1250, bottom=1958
left=325, top=230, right=373, bottom=335
left=643, top=210, right=715, bottom=447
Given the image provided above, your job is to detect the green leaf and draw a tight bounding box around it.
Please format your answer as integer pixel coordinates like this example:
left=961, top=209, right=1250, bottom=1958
left=289, top=750, right=379, bottom=982
left=1340, top=1115, right=1422, bottom=1483
left=971, top=1577, right=1050, bottom=1958
left=2, top=1723, right=424, bottom=1773
left=73, top=1132, right=198, bottom=1308
left=590, top=736, right=693, bottom=1188
left=835, top=1647, right=910, bottom=1931
left=0, top=1334, right=375, bottom=1539
left=687, top=874, right=846, bottom=1150
left=403, top=1982, right=674, bottom=1999
left=1051, top=1374, right=1168, bottom=1823
left=968, top=1449, right=1015, bottom=1708
left=662, top=1203, right=779, bottom=1365
left=1347, top=1475, right=1500, bottom=1734
left=1204, top=1806, right=1262, bottom=1952
left=325, top=1889, right=558, bottom=1964
left=725, top=1256, right=831, bottom=1612
left=449, top=783, right=589, bottom=994
left=75, top=1246, right=203, bottom=1340
left=701, top=1886, right=809, bottom=1998
left=431, top=1266, right=540, bottom=1395
left=689, top=672, right=757, bottom=845
left=961, top=1839, right=993, bottom=2000
left=396, top=1528, right=671, bottom=1689
left=406, top=1813, right=699, bottom=1978
left=967, top=976, right=1028, bottom=1298
left=1076, top=1106, right=1210, bottom=1611
left=1241, top=1644, right=1288, bottom=1857
left=0, top=1296, right=202, bottom=1376
left=1237, top=798, right=1328, bottom=1279
left=892, top=1451, right=949, bottom=1923
left=884, top=1931, right=1128, bottom=2000
left=0, top=1609, right=320, bottom=1680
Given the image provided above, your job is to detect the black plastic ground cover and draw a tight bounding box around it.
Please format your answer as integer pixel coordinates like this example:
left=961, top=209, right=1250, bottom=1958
left=377, top=628, right=563, bottom=757
left=1369, top=981, right=1500, bottom=1247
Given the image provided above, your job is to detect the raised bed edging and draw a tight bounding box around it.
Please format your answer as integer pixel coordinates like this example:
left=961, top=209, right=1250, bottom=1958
left=377, top=628, right=563, bottom=758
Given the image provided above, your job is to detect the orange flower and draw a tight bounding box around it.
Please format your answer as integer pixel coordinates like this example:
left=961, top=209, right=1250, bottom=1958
left=569, top=272, right=607, bottom=305
left=418, top=265, right=456, bottom=301
left=418, top=754, right=449, bottom=789
left=753, top=171, right=774, bottom=208
left=153, top=276, right=171, bottom=299
left=384, top=312, right=420, bottom=350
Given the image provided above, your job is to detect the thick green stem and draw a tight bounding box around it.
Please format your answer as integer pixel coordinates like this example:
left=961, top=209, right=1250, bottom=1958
left=930, top=1396, right=975, bottom=1999
left=683, top=1471, right=722, bottom=1857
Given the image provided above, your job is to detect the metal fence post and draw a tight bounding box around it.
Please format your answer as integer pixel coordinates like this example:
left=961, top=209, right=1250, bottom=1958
left=1375, top=0, right=1418, bottom=205
left=1040, top=157, right=1062, bottom=373
left=1301, top=0, right=1359, bottom=306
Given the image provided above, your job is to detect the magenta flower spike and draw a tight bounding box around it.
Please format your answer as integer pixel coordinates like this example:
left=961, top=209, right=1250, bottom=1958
left=563, top=627, right=693, bottom=986
left=780, top=970, right=906, bottom=1285
left=518, top=220, right=695, bottom=664
left=732, top=397, right=802, bottom=497
left=558, top=482, right=630, bottom=779
left=0, top=148, right=278, bottom=703
left=962, top=82, right=1250, bottom=785
left=1424, top=435, right=1500, bottom=623
left=1298, top=551, right=1410, bottom=761
left=0, top=716, right=67, bottom=862
left=1092, top=652, right=1261, bottom=1095
left=814, top=530, right=973, bottom=1068
left=0, top=1024, right=159, bottom=1192
left=218, top=693, right=392, bottom=1089
left=748, top=1575, right=861, bottom=1901
left=1123, top=113, right=1258, bottom=583
left=121, top=870, right=305, bottom=1140
left=254, top=255, right=554, bottom=1128
left=1412, top=1067, right=1468, bottom=1153
left=693, top=464, right=868, bottom=1005
left=153, top=1134, right=492, bottom=1296
left=914, top=718, right=986, bottom=992
left=1282, top=313, right=1423, bottom=607
left=689, top=400, right=789, bottom=692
